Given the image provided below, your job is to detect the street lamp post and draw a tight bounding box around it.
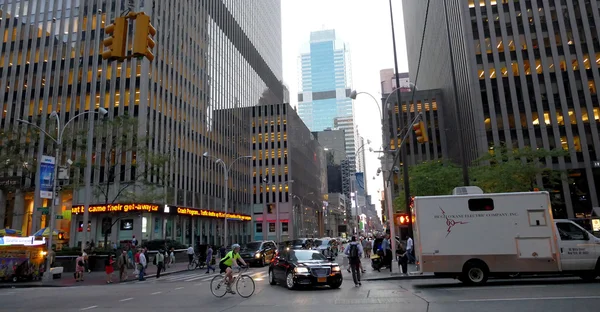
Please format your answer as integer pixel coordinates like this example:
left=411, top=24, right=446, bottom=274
left=203, top=152, right=251, bottom=247
left=17, top=107, right=107, bottom=282
left=291, top=192, right=313, bottom=238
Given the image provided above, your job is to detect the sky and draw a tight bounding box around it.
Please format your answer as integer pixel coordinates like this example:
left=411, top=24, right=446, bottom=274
left=281, top=0, right=408, bottom=208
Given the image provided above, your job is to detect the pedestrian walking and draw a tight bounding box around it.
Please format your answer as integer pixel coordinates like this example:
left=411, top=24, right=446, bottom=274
left=105, top=255, right=115, bottom=284
left=345, top=235, right=364, bottom=287
left=155, top=250, right=165, bottom=278
left=205, top=245, right=215, bottom=274
left=118, top=250, right=128, bottom=282
left=138, top=250, right=147, bottom=281
left=169, top=248, right=175, bottom=268
left=75, top=253, right=87, bottom=282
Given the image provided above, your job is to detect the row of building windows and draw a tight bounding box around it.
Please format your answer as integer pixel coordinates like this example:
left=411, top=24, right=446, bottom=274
left=392, top=101, right=439, bottom=113
left=253, top=149, right=288, bottom=160
left=251, top=132, right=288, bottom=143
left=483, top=107, right=600, bottom=130
left=477, top=53, right=600, bottom=79
left=252, top=166, right=289, bottom=176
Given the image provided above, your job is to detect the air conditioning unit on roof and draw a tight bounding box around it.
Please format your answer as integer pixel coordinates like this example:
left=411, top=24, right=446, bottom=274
left=452, top=186, right=484, bottom=195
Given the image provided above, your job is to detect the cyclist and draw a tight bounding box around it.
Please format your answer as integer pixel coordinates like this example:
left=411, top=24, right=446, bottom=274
left=219, top=244, right=247, bottom=292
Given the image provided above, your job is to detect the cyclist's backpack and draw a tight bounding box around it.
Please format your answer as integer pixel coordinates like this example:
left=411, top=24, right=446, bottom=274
left=349, top=244, right=359, bottom=259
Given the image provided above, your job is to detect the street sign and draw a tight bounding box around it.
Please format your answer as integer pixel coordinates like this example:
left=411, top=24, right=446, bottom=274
left=56, top=215, right=64, bottom=220
left=41, top=211, right=49, bottom=215
left=36, top=207, right=49, bottom=212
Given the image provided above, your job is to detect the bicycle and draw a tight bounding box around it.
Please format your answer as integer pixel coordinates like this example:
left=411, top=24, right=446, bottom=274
left=188, top=255, right=206, bottom=270
left=210, top=266, right=255, bottom=298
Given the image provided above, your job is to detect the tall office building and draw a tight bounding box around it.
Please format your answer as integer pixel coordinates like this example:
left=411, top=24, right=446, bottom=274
left=297, top=29, right=358, bottom=171
left=249, top=103, right=325, bottom=240
left=402, top=0, right=600, bottom=218
left=0, top=0, right=283, bottom=247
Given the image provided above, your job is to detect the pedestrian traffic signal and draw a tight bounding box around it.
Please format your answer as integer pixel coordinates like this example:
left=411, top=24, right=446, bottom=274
left=394, top=213, right=410, bottom=226
left=102, top=17, right=128, bottom=61
left=57, top=233, right=64, bottom=240
left=132, top=13, right=156, bottom=61
left=412, top=121, right=429, bottom=143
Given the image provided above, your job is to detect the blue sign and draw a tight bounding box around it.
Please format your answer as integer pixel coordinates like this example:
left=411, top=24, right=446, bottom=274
left=39, top=155, right=55, bottom=199
left=355, top=172, right=365, bottom=195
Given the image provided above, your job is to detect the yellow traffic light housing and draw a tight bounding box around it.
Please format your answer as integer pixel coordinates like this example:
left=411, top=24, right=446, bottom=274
left=412, top=121, right=429, bottom=143
left=133, top=13, right=157, bottom=61
left=102, top=17, right=128, bottom=61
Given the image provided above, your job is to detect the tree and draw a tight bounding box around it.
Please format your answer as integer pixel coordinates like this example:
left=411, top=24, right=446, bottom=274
left=77, top=115, right=170, bottom=248
left=391, top=146, right=569, bottom=214
left=470, top=146, right=568, bottom=194
left=392, top=161, right=462, bottom=212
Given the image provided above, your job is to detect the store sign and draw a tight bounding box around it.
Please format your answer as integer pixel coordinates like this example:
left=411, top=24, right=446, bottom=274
left=71, top=203, right=160, bottom=214
left=173, top=206, right=251, bottom=221
left=0, top=176, right=21, bottom=189
left=0, top=236, right=46, bottom=246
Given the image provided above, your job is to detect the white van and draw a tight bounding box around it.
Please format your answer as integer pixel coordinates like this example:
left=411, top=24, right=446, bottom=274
left=412, top=190, right=600, bottom=285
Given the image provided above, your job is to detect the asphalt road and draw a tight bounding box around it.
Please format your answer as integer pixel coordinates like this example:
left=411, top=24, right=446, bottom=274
left=2, top=261, right=600, bottom=312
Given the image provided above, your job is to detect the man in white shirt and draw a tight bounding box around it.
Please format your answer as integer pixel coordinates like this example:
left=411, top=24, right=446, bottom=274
left=138, top=251, right=147, bottom=281
left=187, top=245, right=195, bottom=265
left=406, top=236, right=414, bottom=264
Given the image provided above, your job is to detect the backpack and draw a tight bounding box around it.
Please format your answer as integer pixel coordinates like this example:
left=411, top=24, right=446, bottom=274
left=349, top=244, right=359, bottom=259
left=152, top=256, right=157, bottom=265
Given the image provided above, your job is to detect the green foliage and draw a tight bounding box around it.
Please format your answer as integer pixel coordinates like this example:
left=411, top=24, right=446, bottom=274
left=393, top=161, right=462, bottom=212
left=470, top=146, right=568, bottom=194
left=391, top=146, right=569, bottom=212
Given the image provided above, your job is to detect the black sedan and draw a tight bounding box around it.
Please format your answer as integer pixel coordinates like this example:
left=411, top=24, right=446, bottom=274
left=269, top=249, right=342, bottom=290
left=239, top=241, right=277, bottom=266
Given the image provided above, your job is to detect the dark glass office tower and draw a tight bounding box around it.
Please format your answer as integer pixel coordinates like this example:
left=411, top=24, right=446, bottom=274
left=0, top=0, right=282, bottom=246
left=402, top=0, right=600, bottom=217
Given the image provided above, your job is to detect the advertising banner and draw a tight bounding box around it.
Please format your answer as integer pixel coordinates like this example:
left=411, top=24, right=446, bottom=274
left=39, top=155, right=55, bottom=199
left=355, top=172, right=365, bottom=196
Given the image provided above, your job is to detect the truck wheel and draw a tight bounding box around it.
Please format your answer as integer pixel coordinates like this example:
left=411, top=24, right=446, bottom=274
left=462, top=262, right=488, bottom=285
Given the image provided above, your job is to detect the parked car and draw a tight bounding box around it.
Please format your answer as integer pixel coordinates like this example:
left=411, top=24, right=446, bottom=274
left=269, top=249, right=342, bottom=290
left=239, top=241, right=277, bottom=267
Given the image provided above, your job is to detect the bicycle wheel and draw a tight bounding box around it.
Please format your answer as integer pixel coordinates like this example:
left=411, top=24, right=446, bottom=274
left=236, top=274, right=255, bottom=298
left=210, top=275, right=227, bottom=298
left=188, top=261, right=196, bottom=270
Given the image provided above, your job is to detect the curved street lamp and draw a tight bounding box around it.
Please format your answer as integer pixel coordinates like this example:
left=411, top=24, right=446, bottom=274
left=17, top=107, right=108, bottom=281
left=202, top=152, right=251, bottom=246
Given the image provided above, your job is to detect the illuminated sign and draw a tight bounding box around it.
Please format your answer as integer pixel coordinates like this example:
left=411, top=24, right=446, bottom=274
left=0, top=236, right=46, bottom=246
left=174, top=206, right=251, bottom=221
left=593, top=219, right=600, bottom=232
left=71, top=203, right=160, bottom=214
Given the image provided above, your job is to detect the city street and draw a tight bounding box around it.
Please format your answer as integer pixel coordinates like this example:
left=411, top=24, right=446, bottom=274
left=2, top=257, right=599, bottom=312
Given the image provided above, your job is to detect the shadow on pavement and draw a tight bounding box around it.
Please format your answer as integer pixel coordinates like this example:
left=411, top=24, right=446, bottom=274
left=413, top=277, right=599, bottom=289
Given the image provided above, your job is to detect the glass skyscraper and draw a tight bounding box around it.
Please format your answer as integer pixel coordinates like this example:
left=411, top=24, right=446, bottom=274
left=297, top=29, right=357, bottom=169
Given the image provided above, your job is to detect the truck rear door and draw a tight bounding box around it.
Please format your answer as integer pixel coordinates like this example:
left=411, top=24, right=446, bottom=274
left=555, top=221, right=597, bottom=271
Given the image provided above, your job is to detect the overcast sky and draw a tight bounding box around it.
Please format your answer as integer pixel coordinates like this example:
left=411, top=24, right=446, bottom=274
left=281, top=0, right=408, bottom=208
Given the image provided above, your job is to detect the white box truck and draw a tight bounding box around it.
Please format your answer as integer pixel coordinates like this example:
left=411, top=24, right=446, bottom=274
left=413, top=189, right=600, bottom=285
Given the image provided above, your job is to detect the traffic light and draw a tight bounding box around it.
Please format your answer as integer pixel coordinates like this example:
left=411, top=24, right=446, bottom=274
left=132, top=13, right=156, bottom=61
left=412, top=121, right=429, bottom=143
left=102, top=17, right=128, bottom=61
left=394, top=213, right=410, bottom=226
left=57, top=233, right=64, bottom=240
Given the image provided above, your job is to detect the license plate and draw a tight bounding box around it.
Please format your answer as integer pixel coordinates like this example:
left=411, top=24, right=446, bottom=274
left=317, top=277, right=327, bottom=283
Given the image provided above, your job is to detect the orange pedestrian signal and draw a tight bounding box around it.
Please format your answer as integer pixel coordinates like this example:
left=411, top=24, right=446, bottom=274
left=394, top=213, right=410, bottom=226
left=412, top=121, right=429, bottom=143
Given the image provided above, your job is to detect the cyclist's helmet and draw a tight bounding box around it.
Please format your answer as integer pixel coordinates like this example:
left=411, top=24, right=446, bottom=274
left=231, top=243, right=241, bottom=249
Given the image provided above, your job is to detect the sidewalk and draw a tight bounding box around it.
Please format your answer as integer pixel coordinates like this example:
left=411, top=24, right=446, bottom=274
left=362, top=262, right=435, bottom=281
left=0, top=261, right=192, bottom=288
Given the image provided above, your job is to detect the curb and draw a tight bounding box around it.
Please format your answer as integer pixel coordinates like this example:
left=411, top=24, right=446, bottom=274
left=0, top=266, right=192, bottom=289
left=364, top=274, right=437, bottom=281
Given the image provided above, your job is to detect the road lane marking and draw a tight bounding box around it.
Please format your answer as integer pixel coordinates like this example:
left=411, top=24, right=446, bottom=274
left=185, top=276, right=209, bottom=281
left=447, top=285, right=547, bottom=291
left=175, top=287, right=184, bottom=290
left=119, top=298, right=134, bottom=302
left=80, top=306, right=98, bottom=311
left=459, top=296, right=600, bottom=302
left=151, top=291, right=162, bottom=295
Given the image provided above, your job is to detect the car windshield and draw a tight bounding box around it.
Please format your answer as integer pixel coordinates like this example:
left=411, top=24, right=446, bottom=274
left=291, top=239, right=305, bottom=245
left=290, top=250, right=327, bottom=262
left=314, top=239, right=331, bottom=247
left=242, top=242, right=262, bottom=251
